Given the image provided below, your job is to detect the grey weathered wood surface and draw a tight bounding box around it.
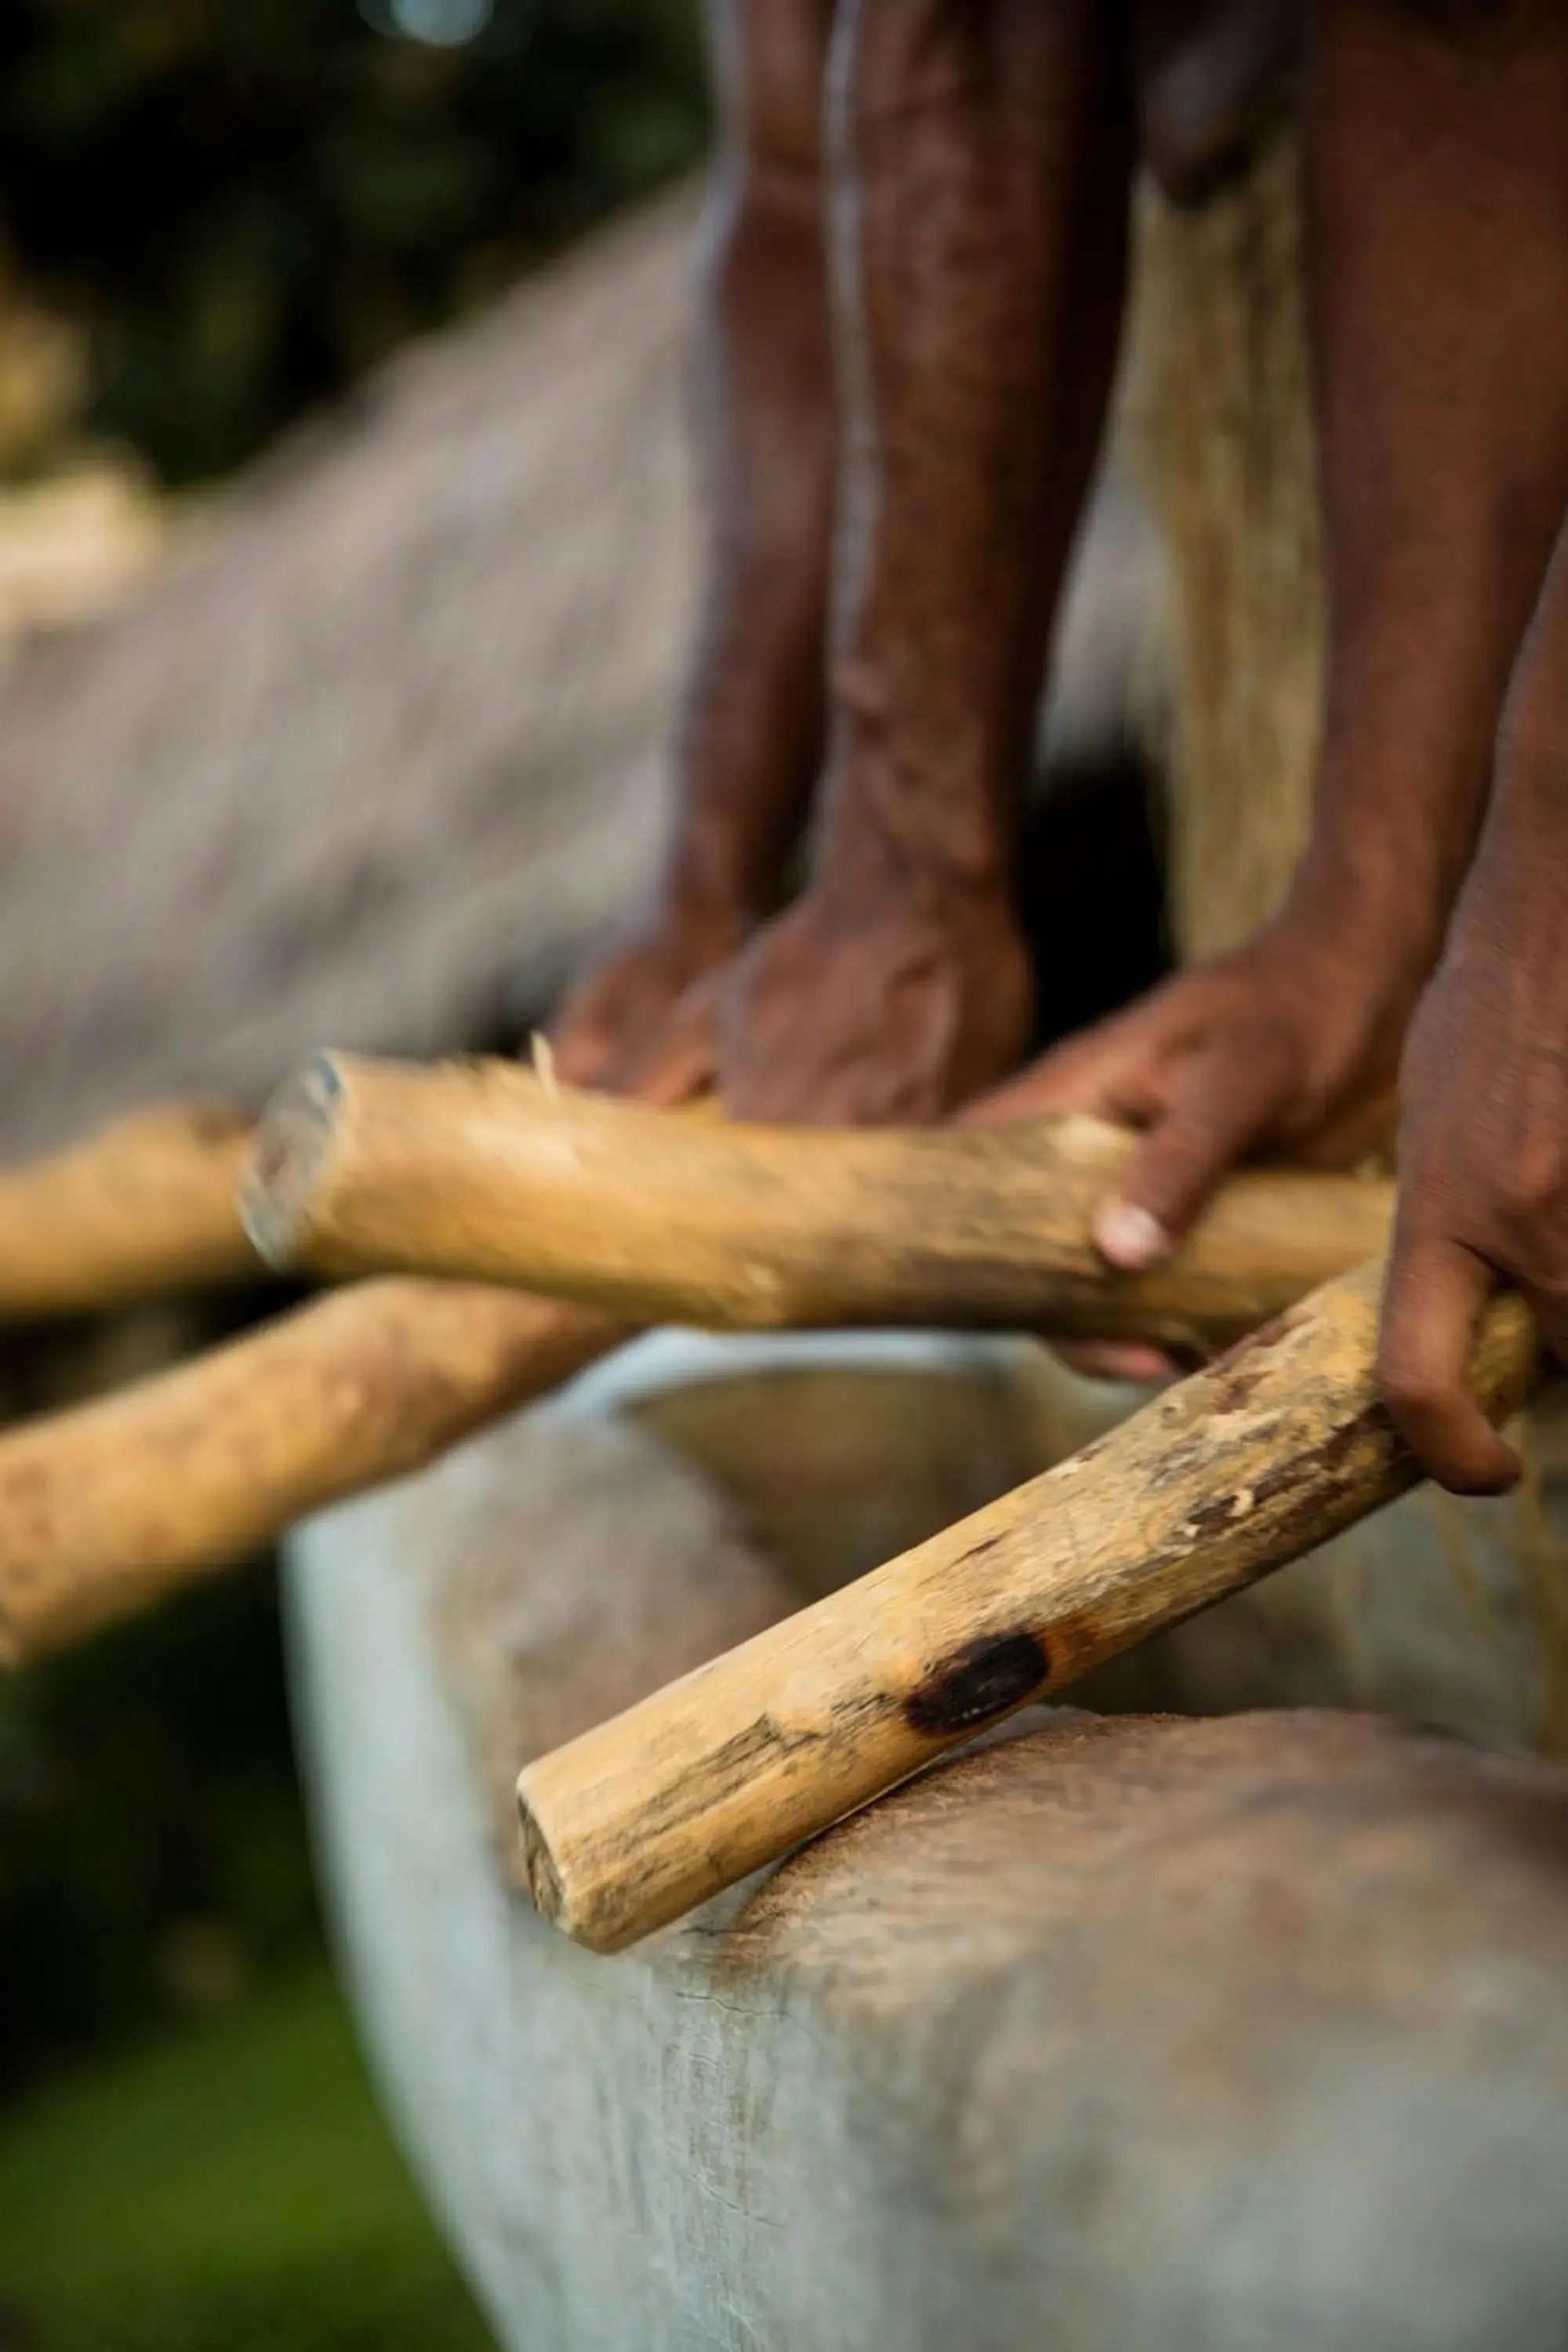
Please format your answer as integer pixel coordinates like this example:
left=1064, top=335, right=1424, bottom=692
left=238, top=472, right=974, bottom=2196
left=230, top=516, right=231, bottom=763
left=513, top=1269, right=1541, bottom=1952
left=289, top=1332, right=1568, bottom=2352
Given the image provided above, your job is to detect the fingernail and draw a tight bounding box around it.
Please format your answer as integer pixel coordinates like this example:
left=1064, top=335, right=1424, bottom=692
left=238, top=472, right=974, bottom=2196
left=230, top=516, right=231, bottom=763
left=1095, top=1200, right=1170, bottom=1271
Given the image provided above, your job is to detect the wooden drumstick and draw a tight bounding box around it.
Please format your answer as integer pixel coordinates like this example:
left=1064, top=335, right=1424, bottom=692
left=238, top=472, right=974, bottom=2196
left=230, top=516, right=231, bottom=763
left=244, top=1053, right=1396, bottom=1355
left=0, top=1280, right=625, bottom=1664
left=0, top=1061, right=1392, bottom=1666
left=0, top=1099, right=260, bottom=1317
left=514, top=1261, right=1544, bottom=1952
left=0, top=1080, right=721, bottom=1657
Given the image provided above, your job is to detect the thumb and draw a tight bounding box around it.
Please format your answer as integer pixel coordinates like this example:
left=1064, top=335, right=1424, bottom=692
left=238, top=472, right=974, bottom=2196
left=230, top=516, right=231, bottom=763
left=1094, top=1063, right=1265, bottom=1271
left=623, top=971, right=722, bottom=1108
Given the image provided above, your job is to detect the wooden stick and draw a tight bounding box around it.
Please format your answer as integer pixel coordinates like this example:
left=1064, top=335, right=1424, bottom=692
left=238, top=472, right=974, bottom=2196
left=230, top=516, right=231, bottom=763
left=245, top=1053, right=1396, bottom=1354
left=514, top=1261, right=1544, bottom=1952
left=0, top=1280, right=625, bottom=1664
left=0, top=1099, right=260, bottom=1317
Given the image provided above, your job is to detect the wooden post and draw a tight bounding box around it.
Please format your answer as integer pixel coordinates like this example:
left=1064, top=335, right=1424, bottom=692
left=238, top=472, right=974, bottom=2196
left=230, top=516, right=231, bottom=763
left=0, top=1280, right=625, bottom=1663
left=0, top=1099, right=260, bottom=1316
left=514, top=1261, right=1543, bottom=1952
left=245, top=1053, right=1395, bottom=1355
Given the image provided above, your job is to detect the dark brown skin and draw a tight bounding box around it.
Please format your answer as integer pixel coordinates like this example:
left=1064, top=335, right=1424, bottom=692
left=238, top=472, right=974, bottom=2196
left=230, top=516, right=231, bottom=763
left=714, top=0, right=1134, bottom=1123
left=555, top=0, right=1568, bottom=1482
left=1381, top=520, right=1568, bottom=1494
left=550, top=0, right=838, bottom=1102
left=972, top=0, right=1568, bottom=1407
left=555, top=0, right=1278, bottom=1120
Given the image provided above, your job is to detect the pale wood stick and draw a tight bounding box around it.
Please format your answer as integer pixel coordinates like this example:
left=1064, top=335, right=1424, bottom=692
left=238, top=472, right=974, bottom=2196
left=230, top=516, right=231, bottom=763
left=0, top=1099, right=260, bottom=1316
left=0, top=1280, right=625, bottom=1664
left=515, top=1261, right=1544, bottom=1952
left=245, top=1053, right=1396, bottom=1354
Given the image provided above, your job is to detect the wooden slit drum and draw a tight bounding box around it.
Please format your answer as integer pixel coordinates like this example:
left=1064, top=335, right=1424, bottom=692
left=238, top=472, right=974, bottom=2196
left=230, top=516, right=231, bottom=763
left=514, top=1261, right=1542, bottom=1953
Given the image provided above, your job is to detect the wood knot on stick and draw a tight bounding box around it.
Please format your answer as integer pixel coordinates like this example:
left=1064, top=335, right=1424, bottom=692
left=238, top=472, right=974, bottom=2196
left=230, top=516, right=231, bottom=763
left=905, top=1631, right=1049, bottom=1739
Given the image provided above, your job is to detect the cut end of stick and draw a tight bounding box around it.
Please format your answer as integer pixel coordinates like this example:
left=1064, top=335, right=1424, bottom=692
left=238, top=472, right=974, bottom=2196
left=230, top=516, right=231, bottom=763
left=516, top=1784, right=571, bottom=1931
left=241, top=1053, right=347, bottom=1269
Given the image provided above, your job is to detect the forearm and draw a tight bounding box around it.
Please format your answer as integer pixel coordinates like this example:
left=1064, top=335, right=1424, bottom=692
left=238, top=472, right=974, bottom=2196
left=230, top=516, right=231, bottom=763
left=1372, top=510, right=1568, bottom=1493
left=814, top=0, right=1134, bottom=902
left=1468, top=507, right=1568, bottom=975
left=667, top=0, right=840, bottom=924
left=1296, top=0, right=1568, bottom=964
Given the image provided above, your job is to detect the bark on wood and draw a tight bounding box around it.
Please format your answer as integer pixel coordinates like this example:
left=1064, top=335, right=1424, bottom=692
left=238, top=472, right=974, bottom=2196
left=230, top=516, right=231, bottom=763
left=515, top=1261, right=1543, bottom=1950
left=0, top=1098, right=258, bottom=1318
left=245, top=1051, right=1395, bottom=1354
left=0, top=1280, right=623, bottom=1662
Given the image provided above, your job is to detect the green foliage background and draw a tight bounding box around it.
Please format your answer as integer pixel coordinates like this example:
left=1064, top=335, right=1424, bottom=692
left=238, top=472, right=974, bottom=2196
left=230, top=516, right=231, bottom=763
left=0, top=0, right=706, bottom=481
left=0, top=1962, right=497, bottom=2350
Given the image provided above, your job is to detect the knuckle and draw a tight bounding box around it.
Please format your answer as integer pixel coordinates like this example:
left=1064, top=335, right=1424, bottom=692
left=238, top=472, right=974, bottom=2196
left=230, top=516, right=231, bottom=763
left=1492, top=1159, right=1568, bottom=1241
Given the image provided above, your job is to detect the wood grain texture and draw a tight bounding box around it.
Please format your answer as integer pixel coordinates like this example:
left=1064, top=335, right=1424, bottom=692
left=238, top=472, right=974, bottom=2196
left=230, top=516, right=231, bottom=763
left=515, top=1260, right=1544, bottom=1951
left=0, top=1279, right=624, bottom=1663
left=292, top=1361, right=1568, bottom=2352
left=0, top=1098, right=258, bottom=1317
left=244, top=1052, right=1395, bottom=1354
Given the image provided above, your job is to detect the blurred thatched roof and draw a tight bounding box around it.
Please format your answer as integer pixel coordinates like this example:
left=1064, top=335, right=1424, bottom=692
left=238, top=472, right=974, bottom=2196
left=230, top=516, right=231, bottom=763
left=0, top=189, right=702, bottom=1156
left=0, top=181, right=1166, bottom=1160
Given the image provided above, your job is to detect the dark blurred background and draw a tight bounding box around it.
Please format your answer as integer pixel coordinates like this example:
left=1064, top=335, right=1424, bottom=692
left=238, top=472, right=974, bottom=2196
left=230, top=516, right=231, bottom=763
left=0, top=0, right=705, bottom=485
left=0, top=7, right=706, bottom=2345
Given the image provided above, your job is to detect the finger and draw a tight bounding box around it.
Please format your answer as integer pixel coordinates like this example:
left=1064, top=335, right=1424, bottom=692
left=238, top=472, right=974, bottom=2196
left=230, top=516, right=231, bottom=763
left=549, top=956, right=660, bottom=1089
left=958, top=1056, right=1110, bottom=1126
left=1377, top=1231, right=1519, bottom=1494
left=1289, top=1082, right=1399, bottom=1174
left=1051, top=1340, right=1183, bottom=1385
left=544, top=989, right=618, bottom=1089
left=622, top=974, right=722, bottom=1109
left=956, top=1004, right=1176, bottom=1129
left=1093, top=1058, right=1270, bottom=1270
left=549, top=1029, right=617, bottom=1091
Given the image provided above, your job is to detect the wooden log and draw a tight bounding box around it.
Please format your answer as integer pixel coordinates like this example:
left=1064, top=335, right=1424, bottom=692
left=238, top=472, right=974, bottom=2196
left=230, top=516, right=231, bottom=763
left=0, top=1098, right=259, bottom=1317
left=0, top=1280, right=624, bottom=1664
left=244, top=1052, right=1395, bottom=1355
left=514, top=1260, right=1544, bottom=1951
left=294, top=1362, right=1568, bottom=2352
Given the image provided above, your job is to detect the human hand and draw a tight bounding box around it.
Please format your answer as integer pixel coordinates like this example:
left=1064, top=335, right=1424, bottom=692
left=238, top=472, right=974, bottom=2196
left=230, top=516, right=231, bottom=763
left=713, top=876, right=1033, bottom=1125
left=1377, top=793, right=1568, bottom=1494
left=549, top=891, right=745, bottom=1107
left=964, top=909, right=1415, bottom=1380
